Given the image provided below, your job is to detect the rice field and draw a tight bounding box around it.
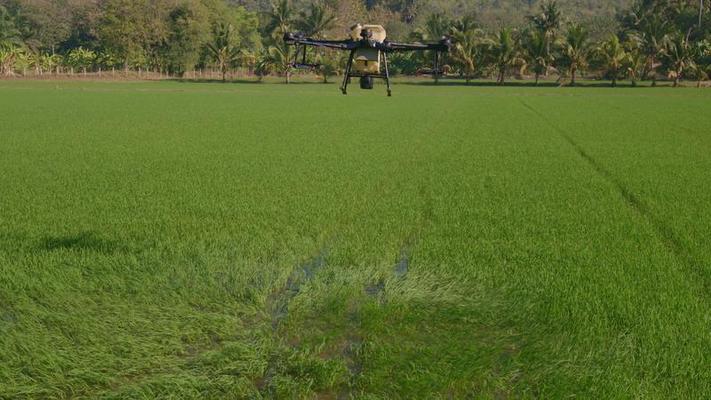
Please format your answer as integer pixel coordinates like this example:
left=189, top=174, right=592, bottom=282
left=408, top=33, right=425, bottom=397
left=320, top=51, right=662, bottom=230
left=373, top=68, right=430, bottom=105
left=1, top=80, right=710, bottom=399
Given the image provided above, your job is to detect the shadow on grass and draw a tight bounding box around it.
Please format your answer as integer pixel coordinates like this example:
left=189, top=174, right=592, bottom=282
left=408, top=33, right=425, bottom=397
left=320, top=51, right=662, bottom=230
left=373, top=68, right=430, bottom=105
left=41, top=231, right=125, bottom=254
left=168, top=76, right=683, bottom=88
left=397, top=79, right=671, bottom=88
left=170, top=78, right=336, bottom=85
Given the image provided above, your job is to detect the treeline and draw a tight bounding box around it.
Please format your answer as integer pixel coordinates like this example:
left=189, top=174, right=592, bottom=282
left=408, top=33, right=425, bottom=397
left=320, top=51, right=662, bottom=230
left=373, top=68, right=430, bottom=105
left=0, top=0, right=710, bottom=86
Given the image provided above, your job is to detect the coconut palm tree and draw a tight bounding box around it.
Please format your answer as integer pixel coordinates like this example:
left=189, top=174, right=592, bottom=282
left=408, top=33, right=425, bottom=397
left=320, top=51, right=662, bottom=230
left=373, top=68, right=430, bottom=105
left=558, top=23, right=590, bottom=86
left=596, top=35, right=628, bottom=87
left=662, top=31, right=695, bottom=87
left=491, top=28, right=522, bottom=85
left=527, top=1, right=561, bottom=64
left=624, top=35, right=646, bottom=86
left=297, top=4, right=336, bottom=38
left=450, top=26, right=489, bottom=84
left=315, top=50, right=340, bottom=83
left=693, top=39, right=710, bottom=87
left=412, top=13, right=450, bottom=42
left=522, top=29, right=551, bottom=85
left=207, top=23, right=242, bottom=82
left=265, top=0, right=293, bottom=38
left=255, top=48, right=273, bottom=82
left=295, top=3, right=336, bottom=83
left=263, top=42, right=292, bottom=83
left=639, top=14, right=672, bottom=86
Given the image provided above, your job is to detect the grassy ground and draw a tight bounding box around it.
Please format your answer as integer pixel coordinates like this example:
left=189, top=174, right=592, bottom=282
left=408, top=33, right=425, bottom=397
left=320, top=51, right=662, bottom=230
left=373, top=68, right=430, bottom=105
left=1, top=80, right=710, bottom=399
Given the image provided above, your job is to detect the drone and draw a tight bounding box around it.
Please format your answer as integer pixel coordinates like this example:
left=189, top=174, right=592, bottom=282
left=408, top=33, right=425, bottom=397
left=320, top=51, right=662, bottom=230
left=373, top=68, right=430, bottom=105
left=283, top=24, right=451, bottom=96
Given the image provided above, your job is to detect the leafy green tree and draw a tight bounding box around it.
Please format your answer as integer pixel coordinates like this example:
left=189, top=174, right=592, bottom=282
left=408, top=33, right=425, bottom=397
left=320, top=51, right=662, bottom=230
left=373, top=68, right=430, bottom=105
left=0, top=5, right=24, bottom=76
left=558, top=23, right=591, bottom=86
left=161, top=2, right=209, bottom=76
left=2, top=0, right=73, bottom=52
left=0, top=5, right=22, bottom=47
left=207, top=22, right=242, bottom=81
left=98, top=0, right=167, bottom=71
left=596, top=34, right=628, bottom=87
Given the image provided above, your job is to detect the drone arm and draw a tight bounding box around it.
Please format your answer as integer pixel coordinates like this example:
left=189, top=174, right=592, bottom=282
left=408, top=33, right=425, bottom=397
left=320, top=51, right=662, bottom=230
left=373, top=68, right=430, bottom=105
left=283, top=33, right=356, bottom=50
left=379, top=39, right=451, bottom=53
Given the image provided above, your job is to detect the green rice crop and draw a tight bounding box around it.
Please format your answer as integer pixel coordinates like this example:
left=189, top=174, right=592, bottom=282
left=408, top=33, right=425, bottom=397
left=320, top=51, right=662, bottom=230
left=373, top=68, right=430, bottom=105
left=1, top=80, right=710, bottom=399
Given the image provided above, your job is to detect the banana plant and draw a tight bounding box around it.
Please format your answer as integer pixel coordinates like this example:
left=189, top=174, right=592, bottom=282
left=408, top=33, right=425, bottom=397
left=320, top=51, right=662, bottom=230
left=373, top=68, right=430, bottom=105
left=207, top=23, right=242, bottom=82
left=0, top=45, right=24, bottom=76
left=67, top=47, right=97, bottom=74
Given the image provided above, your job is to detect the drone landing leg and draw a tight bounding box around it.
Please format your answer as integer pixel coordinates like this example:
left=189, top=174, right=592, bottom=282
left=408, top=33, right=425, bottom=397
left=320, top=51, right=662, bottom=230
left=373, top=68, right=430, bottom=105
left=341, top=50, right=355, bottom=95
left=382, top=52, right=392, bottom=97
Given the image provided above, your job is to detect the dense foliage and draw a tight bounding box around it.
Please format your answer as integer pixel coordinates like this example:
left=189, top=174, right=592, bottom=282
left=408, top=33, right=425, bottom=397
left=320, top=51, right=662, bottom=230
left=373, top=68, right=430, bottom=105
left=0, top=0, right=710, bottom=85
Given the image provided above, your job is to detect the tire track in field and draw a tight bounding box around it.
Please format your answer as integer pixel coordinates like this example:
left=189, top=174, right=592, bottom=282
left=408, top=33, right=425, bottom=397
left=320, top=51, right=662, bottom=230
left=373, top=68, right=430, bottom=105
left=518, top=98, right=710, bottom=297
